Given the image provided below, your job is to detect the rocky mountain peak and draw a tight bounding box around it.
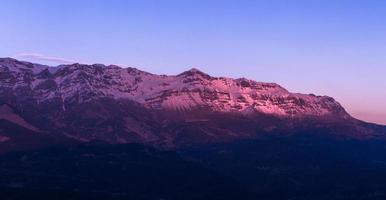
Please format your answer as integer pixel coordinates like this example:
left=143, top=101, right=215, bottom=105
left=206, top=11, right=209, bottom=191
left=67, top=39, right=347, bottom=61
left=178, top=67, right=212, bottom=79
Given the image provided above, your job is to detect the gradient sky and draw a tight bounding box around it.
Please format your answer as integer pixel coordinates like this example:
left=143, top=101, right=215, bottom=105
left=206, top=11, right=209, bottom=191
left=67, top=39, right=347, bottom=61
left=0, top=0, right=385, bottom=124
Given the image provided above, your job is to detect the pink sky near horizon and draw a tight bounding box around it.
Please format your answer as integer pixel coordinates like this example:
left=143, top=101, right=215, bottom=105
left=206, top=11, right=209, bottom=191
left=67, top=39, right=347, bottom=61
left=351, top=112, right=386, bottom=125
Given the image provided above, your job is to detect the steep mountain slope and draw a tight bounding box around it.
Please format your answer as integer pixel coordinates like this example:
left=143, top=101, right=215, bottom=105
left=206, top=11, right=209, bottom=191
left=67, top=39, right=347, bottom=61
left=0, top=57, right=384, bottom=147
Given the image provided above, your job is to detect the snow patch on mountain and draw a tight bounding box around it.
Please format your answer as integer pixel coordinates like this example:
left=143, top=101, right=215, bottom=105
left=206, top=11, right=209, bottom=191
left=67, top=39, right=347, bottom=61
left=0, top=135, right=10, bottom=143
left=0, top=104, right=41, bottom=132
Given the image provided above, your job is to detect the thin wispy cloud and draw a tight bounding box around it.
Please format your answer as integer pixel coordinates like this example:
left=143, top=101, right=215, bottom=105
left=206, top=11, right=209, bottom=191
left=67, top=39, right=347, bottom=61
left=12, top=53, right=78, bottom=64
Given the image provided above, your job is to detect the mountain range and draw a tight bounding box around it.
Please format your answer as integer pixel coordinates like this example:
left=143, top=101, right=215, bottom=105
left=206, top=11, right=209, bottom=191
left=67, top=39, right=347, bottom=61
left=0, top=57, right=385, bottom=152
left=2, top=57, right=386, bottom=199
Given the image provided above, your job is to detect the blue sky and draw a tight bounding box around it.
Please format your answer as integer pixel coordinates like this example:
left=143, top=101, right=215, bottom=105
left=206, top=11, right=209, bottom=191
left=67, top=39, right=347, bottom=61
left=1, top=0, right=385, bottom=124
